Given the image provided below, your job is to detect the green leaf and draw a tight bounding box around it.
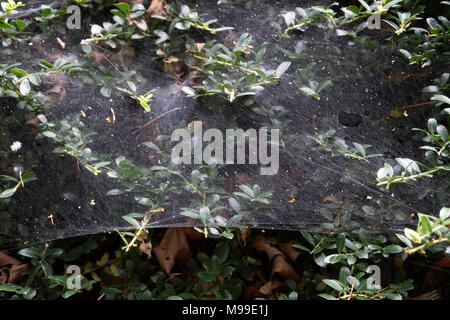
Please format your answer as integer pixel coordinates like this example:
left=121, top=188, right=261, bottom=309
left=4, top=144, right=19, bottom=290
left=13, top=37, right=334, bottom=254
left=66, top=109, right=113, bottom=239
left=419, top=215, right=433, bottom=235
left=396, top=233, right=412, bottom=248
left=347, top=255, right=357, bottom=265
left=100, top=87, right=111, bottom=97
left=426, top=17, right=440, bottom=29
left=198, top=271, right=215, bottom=282
left=29, top=74, right=41, bottom=86
left=199, top=206, right=211, bottom=223
left=383, top=245, right=403, bottom=254
left=283, top=11, right=296, bottom=26
left=18, top=247, right=40, bottom=258
left=404, top=228, right=421, bottom=243
left=427, top=118, right=437, bottom=133
left=292, top=244, right=310, bottom=252
left=19, top=79, right=30, bottom=95
left=154, top=29, right=168, bottom=44
left=318, top=293, right=338, bottom=300
left=114, top=2, right=130, bottom=14
left=91, top=24, right=102, bottom=35
left=10, top=68, right=28, bottom=76
left=0, top=283, right=24, bottom=293
left=313, top=252, right=327, bottom=267
left=238, top=184, right=254, bottom=197
left=143, top=141, right=160, bottom=151
left=0, top=188, right=16, bottom=198
left=100, top=287, right=122, bottom=295
left=97, top=253, right=110, bottom=267
left=106, top=189, right=125, bottom=195
left=182, top=86, right=196, bottom=96
left=301, top=231, right=315, bottom=247
left=422, top=85, right=440, bottom=93
left=222, top=232, right=234, bottom=239
left=346, top=276, right=359, bottom=288
left=336, top=233, right=346, bottom=254
left=122, top=215, right=140, bottom=228
left=399, top=49, right=412, bottom=59
left=41, top=261, right=53, bottom=276
left=15, top=19, right=26, bottom=31
left=439, top=207, right=450, bottom=220
left=62, top=289, right=79, bottom=299
left=127, top=81, right=136, bottom=92
left=180, top=210, right=199, bottom=219
left=322, top=279, right=344, bottom=291
left=214, top=242, right=229, bottom=264
left=436, top=125, right=448, bottom=141
left=431, top=94, right=450, bottom=105
left=94, top=38, right=114, bottom=50
left=42, top=131, right=57, bottom=138
left=396, top=158, right=420, bottom=174
left=358, top=0, right=371, bottom=12
left=299, top=86, right=317, bottom=96
left=275, top=61, right=291, bottom=77
left=324, top=254, right=343, bottom=264
left=228, top=198, right=241, bottom=213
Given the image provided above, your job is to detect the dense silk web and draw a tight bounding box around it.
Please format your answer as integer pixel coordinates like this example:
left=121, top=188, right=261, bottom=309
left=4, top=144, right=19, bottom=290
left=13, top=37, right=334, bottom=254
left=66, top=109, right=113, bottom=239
left=0, top=0, right=447, bottom=251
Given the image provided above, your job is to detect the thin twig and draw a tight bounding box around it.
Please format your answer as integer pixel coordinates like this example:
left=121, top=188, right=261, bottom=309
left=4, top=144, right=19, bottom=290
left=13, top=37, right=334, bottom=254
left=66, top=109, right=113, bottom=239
left=348, top=281, right=355, bottom=300
left=403, top=100, right=436, bottom=110
left=132, top=107, right=181, bottom=135
left=377, top=101, right=437, bottom=122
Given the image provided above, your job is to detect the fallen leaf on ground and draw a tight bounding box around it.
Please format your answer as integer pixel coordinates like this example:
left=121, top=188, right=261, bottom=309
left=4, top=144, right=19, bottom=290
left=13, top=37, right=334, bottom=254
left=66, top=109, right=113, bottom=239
left=322, top=194, right=337, bottom=203
left=281, top=241, right=300, bottom=263
left=182, top=227, right=203, bottom=242
left=163, top=56, right=186, bottom=78
left=407, top=290, right=440, bottom=300
left=243, top=282, right=263, bottom=299
left=44, top=74, right=66, bottom=103
left=271, top=255, right=300, bottom=281
left=240, top=227, right=249, bottom=246
left=0, top=252, right=28, bottom=284
left=251, top=235, right=283, bottom=261
left=251, top=235, right=300, bottom=283
left=138, top=232, right=152, bottom=259
left=258, top=280, right=284, bottom=295
left=387, top=69, right=410, bottom=85
left=224, top=173, right=250, bottom=193
left=25, top=118, right=40, bottom=135
left=146, top=0, right=166, bottom=20
left=154, top=228, right=191, bottom=273
left=110, top=45, right=135, bottom=67
left=393, top=253, right=403, bottom=269
left=434, top=256, right=450, bottom=268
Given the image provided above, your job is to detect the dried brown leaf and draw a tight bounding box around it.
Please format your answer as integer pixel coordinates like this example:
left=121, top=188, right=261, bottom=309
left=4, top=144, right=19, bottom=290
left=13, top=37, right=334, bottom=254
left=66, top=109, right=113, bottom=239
left=0, top=252, right=28, bottom=284
left=146, top=0, right=166, bottom=20
left=434, top=256, right=450, bottom=268
left=258, top=280, right=284, bottom=295
left=44, top=74, right=66, bottom=103
left=282, top=241, right=300, bottom=263
left=251, top=235, right=283, bottom=261
left=137, top=232, right=152, bottom=259
left=322, top=194, right=337, bottom=203
left=182, top=227, right=203, bottom=242
left=271, top=255, right=300, bottom=281
left=154, top=228, right=191, bottom=273
left=224, top=173, right=250, bottom=193
left=407, top=290, right=440, bottom=300
left=252, top=235, right=300, bottom=283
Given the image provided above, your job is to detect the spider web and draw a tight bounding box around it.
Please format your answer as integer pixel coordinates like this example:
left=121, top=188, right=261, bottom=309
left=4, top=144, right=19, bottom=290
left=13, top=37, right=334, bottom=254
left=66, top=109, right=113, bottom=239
left=0, top=0, right=447, bottom=250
